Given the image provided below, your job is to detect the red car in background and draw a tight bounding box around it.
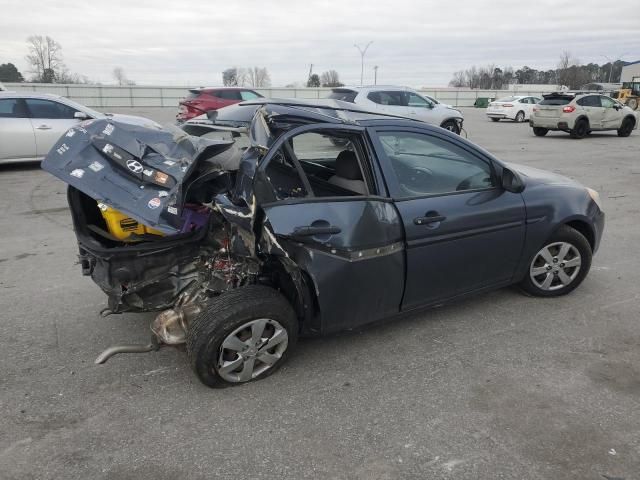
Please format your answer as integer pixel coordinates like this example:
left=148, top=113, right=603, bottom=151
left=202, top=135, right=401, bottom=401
left=176, top=87, right=263, bottom=122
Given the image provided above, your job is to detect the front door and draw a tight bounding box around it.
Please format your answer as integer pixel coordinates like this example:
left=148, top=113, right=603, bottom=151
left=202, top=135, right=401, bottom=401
left=600, top=95, right=624, bottom=129
left=24, top=98, right=81, bottom=157
left=370, top=128, right=526, bottom=310
left=256, top=125, right=405, bottom=333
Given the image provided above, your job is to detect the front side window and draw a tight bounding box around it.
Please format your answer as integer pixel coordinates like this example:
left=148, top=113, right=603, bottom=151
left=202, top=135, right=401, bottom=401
left=599, top=96, right=617, bottom=108
left=25, top=99, right=79, bottom=119
left=406, top=93, right=431, bottom=108
left=0, top=98, right=28, bottom=118
left=377, top=131, right=495, bottom=198
left=240, top=90, right=260, bottom=100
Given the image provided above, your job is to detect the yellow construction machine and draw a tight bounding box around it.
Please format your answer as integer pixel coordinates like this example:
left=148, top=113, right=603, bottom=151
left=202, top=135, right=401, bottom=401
left=612, top=76, right=640, bottom=110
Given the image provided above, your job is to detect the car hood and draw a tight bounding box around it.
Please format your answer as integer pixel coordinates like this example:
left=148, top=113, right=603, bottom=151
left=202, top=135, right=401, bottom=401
left=41, top=119, right=237, bottom=234
left=507, top=163, right=579, bottom=186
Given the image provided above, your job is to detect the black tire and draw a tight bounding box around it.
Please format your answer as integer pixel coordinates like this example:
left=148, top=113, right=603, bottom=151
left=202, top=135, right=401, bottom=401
left=491, top=118, right=500, bottom=122
left=570, top=119, right=589, bottom=139
left=187, top=285, right=298, bottom=388
left=440, top=119, right=461, bottom=134
left=533, top=127, right=548, bottom=137
left=515, top=111, right=525, bottom=123
left=617, top=117, right=635, bottom=137
left=519, top=225, right=592, bottom=298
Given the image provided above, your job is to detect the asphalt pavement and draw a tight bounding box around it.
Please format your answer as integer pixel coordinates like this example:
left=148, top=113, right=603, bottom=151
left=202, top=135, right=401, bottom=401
left=1, top=107, right=639, bottom=479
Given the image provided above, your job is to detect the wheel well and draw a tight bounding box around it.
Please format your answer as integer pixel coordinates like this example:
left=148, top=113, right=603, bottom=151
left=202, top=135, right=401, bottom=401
left=565, top=220, right=594, bottom=251
left=574, top=115, right=589, bottom=127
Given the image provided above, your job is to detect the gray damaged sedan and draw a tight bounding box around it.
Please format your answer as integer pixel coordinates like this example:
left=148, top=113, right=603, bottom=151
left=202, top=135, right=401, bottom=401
left=42, top=99, right=605, bottom=388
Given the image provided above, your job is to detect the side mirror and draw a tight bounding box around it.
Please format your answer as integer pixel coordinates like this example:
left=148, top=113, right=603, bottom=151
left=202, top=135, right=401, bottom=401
left=501, top=167, right=525, bottom=193
left=74, top=111, right=89, bottom=120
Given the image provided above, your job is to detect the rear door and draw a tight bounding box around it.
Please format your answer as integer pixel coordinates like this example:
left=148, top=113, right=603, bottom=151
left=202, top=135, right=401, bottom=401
left=214, top=90, right=242, bottom=109
left=370, top=127, right=526, bottom=310
left=600, top=96, right=624, bottom=129
left=576, top=95, right=603, bottom=129
left=367, top=90, right=409, bottom=117
left=25, top=98, right=82, bottom=157
left=257, top=124, right=405, bottom=333
left=0, top=97, right=37, bottom=161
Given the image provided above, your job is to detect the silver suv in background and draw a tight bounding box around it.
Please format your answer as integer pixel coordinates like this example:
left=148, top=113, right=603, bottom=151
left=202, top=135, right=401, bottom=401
left=328, top=86, right=464, bottom=134
left=530, top=92, right=638, bottom=138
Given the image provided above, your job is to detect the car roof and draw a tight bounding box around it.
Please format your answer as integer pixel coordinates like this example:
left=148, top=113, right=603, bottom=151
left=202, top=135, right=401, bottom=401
left=241, top=97, right=441, bottom=129
left=332, top=85, right=417, bottom=93
left=0, top=91, right=66, bottom=100
left=193, top=87, right=256, bottom=91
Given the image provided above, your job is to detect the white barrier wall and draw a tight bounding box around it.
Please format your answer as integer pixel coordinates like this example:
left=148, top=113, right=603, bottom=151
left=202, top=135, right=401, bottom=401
left=3, top=83, right=555, bottom=108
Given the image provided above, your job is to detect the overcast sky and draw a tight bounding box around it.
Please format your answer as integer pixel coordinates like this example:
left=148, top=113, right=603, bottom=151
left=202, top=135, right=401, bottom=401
left=0, top=0, right=638, bottom=87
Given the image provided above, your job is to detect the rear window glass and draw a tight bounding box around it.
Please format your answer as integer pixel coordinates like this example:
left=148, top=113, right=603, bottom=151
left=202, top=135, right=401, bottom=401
left=328, top=90, right=357, bottom=103
left=496, top=96, right=518, bottom=102
left=186, top=90, right=202, bottom=99
left=540, top=96, right=573, bottom=105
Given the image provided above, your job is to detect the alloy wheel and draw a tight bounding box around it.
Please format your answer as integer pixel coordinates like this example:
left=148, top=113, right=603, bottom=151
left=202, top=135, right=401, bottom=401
left=217, top=318, right=289, bottom=383
left=529, top=242, right=582, bottom=291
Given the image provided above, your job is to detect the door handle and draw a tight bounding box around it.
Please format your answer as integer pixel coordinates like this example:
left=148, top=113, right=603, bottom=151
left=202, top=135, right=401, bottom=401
left=291, top=225, right=341, bottom=238
left=36, top=124, right=52, bottom=130
left=414, top=212, right=446, bottom=226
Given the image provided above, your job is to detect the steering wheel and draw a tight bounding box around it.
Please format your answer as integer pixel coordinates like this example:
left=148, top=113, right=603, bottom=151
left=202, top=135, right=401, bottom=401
left=456, top=172, right=491, bottom=191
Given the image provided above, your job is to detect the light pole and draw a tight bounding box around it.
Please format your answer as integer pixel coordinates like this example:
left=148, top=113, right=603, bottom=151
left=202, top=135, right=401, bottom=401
left=354, top=41, right=373, bottom=86
left=374, top=65, right=378, bottom=85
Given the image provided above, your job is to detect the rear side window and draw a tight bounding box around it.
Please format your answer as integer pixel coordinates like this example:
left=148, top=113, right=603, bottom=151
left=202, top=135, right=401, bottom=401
left=214, top=90, right=241, bottom=100
left=25, top=99, right=78, bottom=119
left=367, top=91, right=406, bottom=106
left=577, top=96, right=600, bottom=107
left=328, top=90, right=357, bottom=102
left=0, top=98, right=28, bottom=118
left=540, top=96, right=573, bottom=106
left=186, top=89, right=201, bottom=99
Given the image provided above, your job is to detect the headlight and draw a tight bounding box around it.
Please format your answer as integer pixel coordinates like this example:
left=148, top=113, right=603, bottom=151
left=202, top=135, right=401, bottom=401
left=586, top=187, right=603, bottom=211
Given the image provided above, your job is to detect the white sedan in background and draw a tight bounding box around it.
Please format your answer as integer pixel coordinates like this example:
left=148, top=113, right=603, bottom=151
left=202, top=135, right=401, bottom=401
left=0, top=92, right=160, bottom=164
left=486, top=95, right=542, bottom=122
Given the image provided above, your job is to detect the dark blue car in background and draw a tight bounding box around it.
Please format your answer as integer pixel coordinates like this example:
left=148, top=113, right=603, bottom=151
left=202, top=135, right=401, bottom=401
left=43, top=99, right=605, bottom=387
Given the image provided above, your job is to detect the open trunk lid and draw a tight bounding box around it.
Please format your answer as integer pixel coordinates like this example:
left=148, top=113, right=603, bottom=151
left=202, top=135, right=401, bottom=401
left=41, top=119, right=236, bottom=234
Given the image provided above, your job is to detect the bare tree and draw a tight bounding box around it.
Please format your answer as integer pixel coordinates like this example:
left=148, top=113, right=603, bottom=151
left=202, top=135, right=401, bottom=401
left=112, top=67, right=134, bottom=86
left=320, top=70, right=343, bottom=87
left=246, top=67, right=271, bottom=87
left=222, top=67, right=238, bottom=86
left=25, top=35, right=63, bottom=82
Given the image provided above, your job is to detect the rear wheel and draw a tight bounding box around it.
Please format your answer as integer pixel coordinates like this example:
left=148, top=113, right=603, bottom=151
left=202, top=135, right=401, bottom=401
left=617, top=117, right=635, bottom=137
left=515, top=111, right=525, bottom=123
left=570, top=119, right=589, bottom=139
left=519, top=226, right=592, bottom=297
left=187, top=285, right=298, bottom=388
left=440, top=119, right=461, bottom=134
left=491, top=118, right=500, bottom=122
left=533, top=127, right=548, bottom=136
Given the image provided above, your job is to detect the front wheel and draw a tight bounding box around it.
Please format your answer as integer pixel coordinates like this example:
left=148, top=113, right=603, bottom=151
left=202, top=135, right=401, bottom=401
left=187, top=285, right=298, bottom=388
left=533, top=127, right=548, bottom=136
left=440, top=119, right=461, bottom=135
left=519, top=226, right=592, bottom=297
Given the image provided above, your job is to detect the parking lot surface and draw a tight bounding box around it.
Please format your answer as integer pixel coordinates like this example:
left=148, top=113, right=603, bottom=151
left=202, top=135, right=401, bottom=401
left=1, top=107, right=639, bottom=479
